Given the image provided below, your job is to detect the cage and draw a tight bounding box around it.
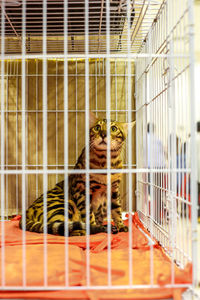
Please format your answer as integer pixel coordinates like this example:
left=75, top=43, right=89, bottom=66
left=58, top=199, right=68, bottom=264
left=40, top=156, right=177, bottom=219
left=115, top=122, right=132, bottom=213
left=0, top=0, right=198, bottom=299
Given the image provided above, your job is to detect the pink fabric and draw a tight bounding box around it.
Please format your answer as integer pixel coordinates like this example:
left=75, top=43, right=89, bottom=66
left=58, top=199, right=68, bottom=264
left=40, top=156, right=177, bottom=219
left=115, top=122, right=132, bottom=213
left=0, top=213, right=192, bottom=299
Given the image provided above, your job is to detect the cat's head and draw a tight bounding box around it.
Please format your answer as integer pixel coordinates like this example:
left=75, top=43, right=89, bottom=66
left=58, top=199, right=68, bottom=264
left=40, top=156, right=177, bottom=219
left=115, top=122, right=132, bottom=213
left=89, top=112, right=135, bottom=151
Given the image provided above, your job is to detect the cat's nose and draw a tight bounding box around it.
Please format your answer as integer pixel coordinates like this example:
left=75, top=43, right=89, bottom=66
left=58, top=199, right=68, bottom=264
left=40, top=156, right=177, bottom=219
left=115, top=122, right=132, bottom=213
left=101, top=132, right=106, bottom=139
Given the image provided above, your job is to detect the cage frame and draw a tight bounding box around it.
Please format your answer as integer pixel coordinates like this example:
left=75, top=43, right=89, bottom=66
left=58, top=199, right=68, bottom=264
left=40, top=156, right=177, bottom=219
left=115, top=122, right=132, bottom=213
left=0, top=0, right=198, bottom=296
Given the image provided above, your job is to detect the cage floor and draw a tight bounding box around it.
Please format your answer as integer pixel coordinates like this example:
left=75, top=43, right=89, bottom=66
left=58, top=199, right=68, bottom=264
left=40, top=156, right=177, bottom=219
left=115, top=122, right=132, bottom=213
left=0, top=213, right=192, bottom=300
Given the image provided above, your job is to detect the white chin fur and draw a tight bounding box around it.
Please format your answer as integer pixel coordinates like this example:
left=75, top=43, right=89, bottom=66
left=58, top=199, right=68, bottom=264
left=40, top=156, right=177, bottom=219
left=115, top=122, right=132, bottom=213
left=96, top=144, right=107, bottom=150
left=93, top=138, right=117, bottom=151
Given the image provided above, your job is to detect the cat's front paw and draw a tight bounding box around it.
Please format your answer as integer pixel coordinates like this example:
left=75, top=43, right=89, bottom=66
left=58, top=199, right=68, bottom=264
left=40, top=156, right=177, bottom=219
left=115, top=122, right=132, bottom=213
left=111, top=225, right=118, bottom=234
left=70, top=229, right=86, bottom=236
left=118, top=225, right=128, bottom=232
left=102, top=224, right=119, bottom=234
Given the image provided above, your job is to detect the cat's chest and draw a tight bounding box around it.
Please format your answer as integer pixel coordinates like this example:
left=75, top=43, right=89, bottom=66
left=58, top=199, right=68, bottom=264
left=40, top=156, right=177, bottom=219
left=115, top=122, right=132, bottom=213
left=90, top=173, right=121, bottom=185
left=90, top=173, right=121, bottom=212
left=91, top=188, right=106, bottom=212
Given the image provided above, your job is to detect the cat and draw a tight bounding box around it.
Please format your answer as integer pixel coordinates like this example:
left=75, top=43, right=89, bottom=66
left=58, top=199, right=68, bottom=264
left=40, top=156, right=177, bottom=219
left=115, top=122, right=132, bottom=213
left=19, top=112, right=135, bottom=236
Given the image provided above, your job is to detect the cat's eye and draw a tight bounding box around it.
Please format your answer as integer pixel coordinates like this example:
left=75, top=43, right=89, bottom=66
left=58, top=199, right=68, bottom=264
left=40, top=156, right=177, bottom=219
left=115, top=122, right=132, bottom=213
left=94, top=125, right=101, bottom=132
left=111, top=125, right=117, bottom=132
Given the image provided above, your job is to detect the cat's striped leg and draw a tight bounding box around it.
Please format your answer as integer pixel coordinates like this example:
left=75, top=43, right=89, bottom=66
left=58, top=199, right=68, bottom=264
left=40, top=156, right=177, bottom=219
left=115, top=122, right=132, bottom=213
left=94, top=205, right=104, bottom=226
left=94, top=203, right=118, bottom=234
left=111, top=184, right=128, bottom=232
left=80, top=204, right=106, bottom=234
left=19, top=218, right=43, bottom=232
left=73, top=193, right=103, bottom=234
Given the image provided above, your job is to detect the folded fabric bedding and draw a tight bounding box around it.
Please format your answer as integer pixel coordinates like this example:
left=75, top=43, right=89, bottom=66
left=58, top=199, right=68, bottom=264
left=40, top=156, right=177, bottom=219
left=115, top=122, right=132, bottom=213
left=0, top=213, right=192, bottom=300
left=0, top=213, right=149, bottom=250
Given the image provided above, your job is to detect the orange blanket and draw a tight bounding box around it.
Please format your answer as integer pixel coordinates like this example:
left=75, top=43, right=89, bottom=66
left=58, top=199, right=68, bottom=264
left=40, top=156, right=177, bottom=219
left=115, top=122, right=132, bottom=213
left=0, top=213, right=192, bottom=299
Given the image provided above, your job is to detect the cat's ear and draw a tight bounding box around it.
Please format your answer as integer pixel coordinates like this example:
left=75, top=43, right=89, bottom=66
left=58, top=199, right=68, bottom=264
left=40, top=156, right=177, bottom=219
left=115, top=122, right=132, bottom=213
left=121, top=121, right=136, bottom=135
left=89, top=111, right=98, bottom=128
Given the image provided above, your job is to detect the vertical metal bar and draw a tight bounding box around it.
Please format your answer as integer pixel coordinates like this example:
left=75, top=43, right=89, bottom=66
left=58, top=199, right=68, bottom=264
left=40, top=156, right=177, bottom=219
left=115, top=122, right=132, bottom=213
left=85, top=0, right=90, bottom=287
left=56, top=60, right=58, bottom=183
left=42, top=0, right=48, bottom=287
left=185, top=68, right=189, bottom=262
left=164, top=1, right=168, bottom=240
left=36, top=60, right=39, bottom=199
left=98, top=58, right=101, bottom=78
left=115, top=59, right=117, bottom=121
left=166, top=0, right=171, bottom=270
left=152, top=64, right=155, bottom=225
left=127, top=0, right=133, bottom=286
left=64, top=0, right=69, bottom=286
left=158, top=56, right=161, bottom=226
left=106, top=0, right=111, bottom=287
left=148, top=25, right=154, bottom=286
left=144, top=71, right=148, bottom=216
left=179, top=4, right=183, bottom=266
left=168, top=37, right=176, bottom=286
left=181, top=50, right=185, bottom=266
left=125, top=60, right=128, bottom=123
left=16, top=61, right=19, bottom=215
left=125, top=61, right=128, bottom=171
left=6, top=67, right=8, bottom=220
left=177, top=71, right=181, bottom=264
left=154, top=62, right=157, bottom=225
left=95, top=59, right=98, bottom=117
left=1, top=0, right=5, bottom=287
left=158, top=58, right=161, bottom=227
left=75, top=59, right=78, bottom=159
left=22, top=0, right=27, bottom=287
left=161, top=71, right=163, bottom=228
left=188, top=0, right=198, bottom=287
left=181, top=0, right=186, bottom=268
left=26, top=62, right=29, bottom=221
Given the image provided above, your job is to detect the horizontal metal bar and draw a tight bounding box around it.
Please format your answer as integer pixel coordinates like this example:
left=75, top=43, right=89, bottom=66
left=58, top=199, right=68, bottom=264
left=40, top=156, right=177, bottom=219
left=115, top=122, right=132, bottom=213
left=0, top=284, right=192, bottom=291
left=2, top=74, right=135, bottom=78
left=0, top=109, right=137, bottom=113
left=2, top=0, right=160, bottom=4
left=0, top=38, right=142, bottom=43
left=2, top=15, right=149, bottom=22
left=1, top=53, right=190, bottom=60
left=2, top=163, right=137, bottom=167
left=0, top=168, right=191, bottom=174
left=138, top=180, right=192, bottom=206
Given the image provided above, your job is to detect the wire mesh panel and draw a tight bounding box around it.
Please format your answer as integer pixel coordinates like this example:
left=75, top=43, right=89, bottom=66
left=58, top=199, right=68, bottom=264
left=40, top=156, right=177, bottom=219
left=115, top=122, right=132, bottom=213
left=0, top=0, right=160, bottom=55
left=0, top=58, right=136, bottom=217
left=135, top=0, right=197, bottom=287
left=0, top=0, right=198, bottom=297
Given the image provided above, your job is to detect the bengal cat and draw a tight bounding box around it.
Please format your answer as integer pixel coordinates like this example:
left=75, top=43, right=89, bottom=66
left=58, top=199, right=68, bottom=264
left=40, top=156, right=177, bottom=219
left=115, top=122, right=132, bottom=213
left=19, top=113, right=135, bottom=236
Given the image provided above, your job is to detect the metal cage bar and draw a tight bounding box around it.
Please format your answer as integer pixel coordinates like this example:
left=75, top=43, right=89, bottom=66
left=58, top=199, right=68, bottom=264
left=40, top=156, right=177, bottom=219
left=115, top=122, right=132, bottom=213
left=135, top=0, right=197, bottom=286
left=0, top=0, right=197, bottom=296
